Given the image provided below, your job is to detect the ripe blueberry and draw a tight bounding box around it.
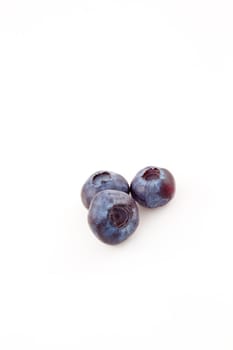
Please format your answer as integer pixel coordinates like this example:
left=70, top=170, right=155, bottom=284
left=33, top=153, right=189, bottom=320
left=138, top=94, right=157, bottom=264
left=88, top=190, right=139, bottom=245
left=130, top=166, right=175, bottom=208
left=81, top=171, right=129, bottom=209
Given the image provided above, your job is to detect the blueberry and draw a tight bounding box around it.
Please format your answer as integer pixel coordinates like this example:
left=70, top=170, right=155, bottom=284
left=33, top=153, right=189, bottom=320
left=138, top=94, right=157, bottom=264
left=130, top=166, right=175, bottom=208
left=81, top=171, right=129, bottom=209
left=88, top=190, right=139, bottom=245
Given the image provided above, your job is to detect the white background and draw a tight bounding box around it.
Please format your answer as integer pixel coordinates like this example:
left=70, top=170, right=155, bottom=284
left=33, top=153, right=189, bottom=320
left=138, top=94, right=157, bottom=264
left=0, top=0, right=233, bottom=349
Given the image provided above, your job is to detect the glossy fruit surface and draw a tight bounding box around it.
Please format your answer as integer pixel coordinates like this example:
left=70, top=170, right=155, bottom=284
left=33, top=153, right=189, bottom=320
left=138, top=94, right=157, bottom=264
left=130, top=166, right=175, bottom=208
left=81, top=171, right=129, bottom=209
left=88, top=190, right=139, bottom=245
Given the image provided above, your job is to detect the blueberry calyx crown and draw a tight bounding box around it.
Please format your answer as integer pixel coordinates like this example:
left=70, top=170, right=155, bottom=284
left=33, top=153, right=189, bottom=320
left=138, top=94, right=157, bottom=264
left=142, top=167, right=160, bottom=181
left=109, top=204, right=133, bottom=228
left=92, top=171, right=111, bottom=185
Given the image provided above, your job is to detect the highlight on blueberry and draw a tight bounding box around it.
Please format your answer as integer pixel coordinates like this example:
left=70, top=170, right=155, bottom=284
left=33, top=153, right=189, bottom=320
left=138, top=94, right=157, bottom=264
left=130, top=166, right=175, bottom=208
left=88, top=190, right=139, bottom=245
left=81, top=170, right=129, bottom=209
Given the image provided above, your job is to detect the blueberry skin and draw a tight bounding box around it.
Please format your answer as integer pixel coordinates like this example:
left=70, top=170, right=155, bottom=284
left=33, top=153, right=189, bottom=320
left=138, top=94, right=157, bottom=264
left=130, top=166, right=175, bottom=208
left=81, top=171, right=129, bottom=209
left=88, top=190, right=139, bottom=245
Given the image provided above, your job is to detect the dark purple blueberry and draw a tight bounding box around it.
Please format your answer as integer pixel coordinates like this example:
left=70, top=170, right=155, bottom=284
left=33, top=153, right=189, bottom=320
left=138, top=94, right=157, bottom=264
left=81, top=171, right=129, bottom=209
left=130, top=166, right=175, bottom=208
left=88, top=190, right=139, bottom=245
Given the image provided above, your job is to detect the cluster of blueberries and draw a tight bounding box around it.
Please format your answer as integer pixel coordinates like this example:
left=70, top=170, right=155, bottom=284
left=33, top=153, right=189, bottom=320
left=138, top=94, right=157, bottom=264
left=81, top=166, right=175, bottom=245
